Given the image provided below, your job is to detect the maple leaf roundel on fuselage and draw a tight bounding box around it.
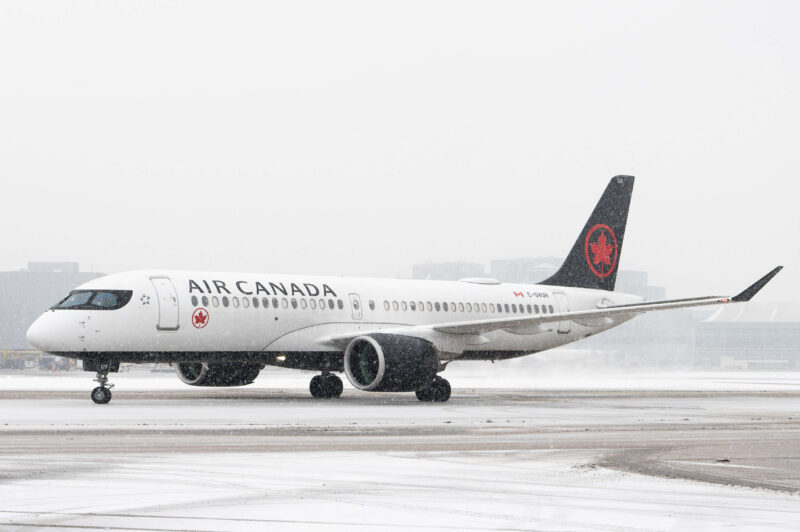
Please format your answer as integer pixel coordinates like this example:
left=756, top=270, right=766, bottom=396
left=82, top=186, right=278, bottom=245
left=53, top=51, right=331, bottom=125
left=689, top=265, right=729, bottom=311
left=583, top=224, right=619, bottom=279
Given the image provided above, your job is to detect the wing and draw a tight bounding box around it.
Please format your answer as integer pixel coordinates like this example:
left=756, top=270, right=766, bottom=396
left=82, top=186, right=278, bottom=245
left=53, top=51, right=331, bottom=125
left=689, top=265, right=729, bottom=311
left=318, top=267, right=782, bottom=352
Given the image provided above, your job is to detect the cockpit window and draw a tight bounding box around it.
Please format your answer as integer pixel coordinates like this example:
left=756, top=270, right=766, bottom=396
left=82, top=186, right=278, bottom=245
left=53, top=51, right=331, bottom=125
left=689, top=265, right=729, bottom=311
left=53, top=290, right=133, bottom=310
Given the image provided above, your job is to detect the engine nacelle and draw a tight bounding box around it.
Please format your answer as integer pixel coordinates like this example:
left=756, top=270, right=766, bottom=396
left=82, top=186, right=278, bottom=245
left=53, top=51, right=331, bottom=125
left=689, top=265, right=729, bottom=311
left=175, top=362, right=262, bottom=387
left=343, top=334, right=438, bottom=392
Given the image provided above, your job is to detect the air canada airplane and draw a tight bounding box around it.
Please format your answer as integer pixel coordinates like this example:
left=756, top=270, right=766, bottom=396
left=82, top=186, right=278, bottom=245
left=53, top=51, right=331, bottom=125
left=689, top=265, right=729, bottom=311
left=27, top=176, right=781, bottom=404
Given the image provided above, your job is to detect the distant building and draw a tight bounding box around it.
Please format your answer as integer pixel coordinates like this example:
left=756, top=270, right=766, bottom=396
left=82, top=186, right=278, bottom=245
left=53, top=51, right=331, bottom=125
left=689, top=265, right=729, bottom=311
left=694, top=302, right=800, bottom=369
left=411, top=262, right=485, bottom=281
left=490, top=257, right=561, bottom=284
left=0, top=263, right=103, bottom=349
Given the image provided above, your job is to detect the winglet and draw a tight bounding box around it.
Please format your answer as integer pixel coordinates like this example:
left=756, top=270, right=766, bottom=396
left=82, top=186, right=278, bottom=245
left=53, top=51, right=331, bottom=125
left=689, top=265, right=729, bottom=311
left=731, top=266, right=783, bottom=302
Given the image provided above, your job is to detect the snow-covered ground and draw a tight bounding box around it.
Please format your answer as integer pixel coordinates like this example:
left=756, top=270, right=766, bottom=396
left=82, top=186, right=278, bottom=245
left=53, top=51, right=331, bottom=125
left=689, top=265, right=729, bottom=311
left=2, top=450, right=799, bottom=531
left=1, top=369, right=799, bottom=530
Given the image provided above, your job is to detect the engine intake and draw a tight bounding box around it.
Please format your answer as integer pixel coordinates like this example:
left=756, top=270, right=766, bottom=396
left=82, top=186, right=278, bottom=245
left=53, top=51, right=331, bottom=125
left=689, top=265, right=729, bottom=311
left=344, top=334, right=438, bottom=392
left=176, top=362, right=262, bottom=387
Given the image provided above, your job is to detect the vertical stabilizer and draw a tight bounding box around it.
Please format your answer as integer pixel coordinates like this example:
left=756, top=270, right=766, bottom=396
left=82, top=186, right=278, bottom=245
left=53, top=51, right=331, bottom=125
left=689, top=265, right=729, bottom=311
left=541, top=175, right=634, bottom=291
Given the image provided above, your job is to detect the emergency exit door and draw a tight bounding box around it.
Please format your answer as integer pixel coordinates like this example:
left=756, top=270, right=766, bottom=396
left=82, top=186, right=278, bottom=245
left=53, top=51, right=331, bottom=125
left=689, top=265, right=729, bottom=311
left=349, top=293, right=363, bottom=320
left=151, top=277, right=180, bottom=330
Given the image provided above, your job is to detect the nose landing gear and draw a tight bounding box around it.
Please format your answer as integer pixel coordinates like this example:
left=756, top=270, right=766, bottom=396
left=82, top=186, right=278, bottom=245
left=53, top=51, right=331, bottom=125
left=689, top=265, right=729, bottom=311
left=90, top=364, right=114, bottom=404
left=309, top=372, right=343, bottom=398
left=415, top=376, right=451, bottom=402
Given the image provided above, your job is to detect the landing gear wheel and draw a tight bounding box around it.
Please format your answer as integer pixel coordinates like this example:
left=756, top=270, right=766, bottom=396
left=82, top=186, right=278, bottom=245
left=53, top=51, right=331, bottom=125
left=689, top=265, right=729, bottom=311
left=310, top=374, right=343, bottom=398
left=415, top=376, right=451, bottom=403
left=91, top=386, right=112, bottom=404
left=325, top=374, right=343, bottom=398
left=90, top=362, right=114, bottom=404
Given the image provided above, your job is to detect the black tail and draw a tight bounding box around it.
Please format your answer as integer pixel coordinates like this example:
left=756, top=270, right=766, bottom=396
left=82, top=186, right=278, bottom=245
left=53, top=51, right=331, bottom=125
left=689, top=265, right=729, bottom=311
left=542, top=175, right=634, bottom=291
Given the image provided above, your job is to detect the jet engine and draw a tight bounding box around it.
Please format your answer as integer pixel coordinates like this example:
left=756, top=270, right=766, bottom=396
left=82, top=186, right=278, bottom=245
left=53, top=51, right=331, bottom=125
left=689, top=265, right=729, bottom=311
left=175, top=362, right=262, bottom=387
left=343, top=334, right=438, bottom=392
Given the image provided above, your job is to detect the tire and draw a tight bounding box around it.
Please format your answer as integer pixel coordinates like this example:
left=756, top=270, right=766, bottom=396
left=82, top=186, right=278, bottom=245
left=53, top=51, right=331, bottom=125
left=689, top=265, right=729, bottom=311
left=324, top=375, right=343, bottom=398
left=309, top=375, right=324, bottom=398
left=91, top=386, right=111, bottom=404
left=431, top=377, right=451, bottom=402
left=415, top=386, right=434, bottom=402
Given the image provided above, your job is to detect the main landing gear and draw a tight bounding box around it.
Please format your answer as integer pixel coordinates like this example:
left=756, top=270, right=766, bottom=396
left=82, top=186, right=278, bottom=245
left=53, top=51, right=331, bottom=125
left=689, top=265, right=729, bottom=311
left=415, top=376, right=451, bottom=402
left=91, top=364, right=114, bottom=404
left=310, top=372, right=343, bottom=398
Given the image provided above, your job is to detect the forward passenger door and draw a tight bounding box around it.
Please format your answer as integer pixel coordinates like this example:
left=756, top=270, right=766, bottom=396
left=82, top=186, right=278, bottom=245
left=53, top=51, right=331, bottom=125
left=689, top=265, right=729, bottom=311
left=151, top=277, right=180, bottom=330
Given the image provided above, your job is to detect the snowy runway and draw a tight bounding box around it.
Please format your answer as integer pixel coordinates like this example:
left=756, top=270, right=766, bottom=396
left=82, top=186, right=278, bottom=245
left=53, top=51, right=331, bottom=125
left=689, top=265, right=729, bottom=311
left=1, top=371, right=799, bottom=530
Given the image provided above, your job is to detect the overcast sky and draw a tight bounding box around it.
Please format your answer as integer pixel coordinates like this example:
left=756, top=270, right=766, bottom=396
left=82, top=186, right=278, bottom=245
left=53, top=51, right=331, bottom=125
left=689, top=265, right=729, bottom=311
left=1, top=1, right=797, bottom=301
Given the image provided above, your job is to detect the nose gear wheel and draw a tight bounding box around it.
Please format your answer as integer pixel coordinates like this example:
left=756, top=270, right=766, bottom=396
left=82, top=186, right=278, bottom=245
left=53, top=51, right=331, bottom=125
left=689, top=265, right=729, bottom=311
left=90, top=362, right=114, bottom=404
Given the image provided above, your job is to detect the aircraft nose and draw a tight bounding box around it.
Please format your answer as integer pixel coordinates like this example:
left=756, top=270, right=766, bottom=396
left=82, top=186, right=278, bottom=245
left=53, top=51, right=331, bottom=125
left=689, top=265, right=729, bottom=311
left=26, top=314, right=52, bottom=350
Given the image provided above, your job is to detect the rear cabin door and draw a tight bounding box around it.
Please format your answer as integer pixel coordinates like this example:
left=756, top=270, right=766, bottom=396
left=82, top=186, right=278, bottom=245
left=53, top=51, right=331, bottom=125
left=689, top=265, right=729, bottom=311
left=553, top=292, right=571, bottom=334
left=151, top=277, right=180, bottom=330
left=349, top=293, right=363, bottom=320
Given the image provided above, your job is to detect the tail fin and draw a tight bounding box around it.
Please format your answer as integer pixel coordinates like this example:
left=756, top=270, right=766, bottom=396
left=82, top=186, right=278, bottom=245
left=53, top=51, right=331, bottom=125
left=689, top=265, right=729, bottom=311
left=542, top=175, right=634, bottom=291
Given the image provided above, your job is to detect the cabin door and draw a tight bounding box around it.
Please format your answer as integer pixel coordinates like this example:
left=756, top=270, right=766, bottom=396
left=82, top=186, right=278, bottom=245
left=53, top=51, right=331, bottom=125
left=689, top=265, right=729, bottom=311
left=349, top=293, right=363, bottom=320
left=553, top=292, right=571, bottom=334
left=151, top=277, right=180, bottom=330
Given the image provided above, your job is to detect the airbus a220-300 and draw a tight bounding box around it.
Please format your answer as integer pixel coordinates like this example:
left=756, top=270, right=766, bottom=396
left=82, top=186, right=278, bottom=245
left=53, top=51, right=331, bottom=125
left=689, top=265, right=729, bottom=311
left=27, top=176, right=782, bottom=403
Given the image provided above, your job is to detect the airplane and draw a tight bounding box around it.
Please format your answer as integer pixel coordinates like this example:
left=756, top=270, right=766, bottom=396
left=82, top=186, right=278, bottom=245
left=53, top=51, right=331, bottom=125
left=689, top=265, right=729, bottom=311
left=26, top=176, right=782, bottom=404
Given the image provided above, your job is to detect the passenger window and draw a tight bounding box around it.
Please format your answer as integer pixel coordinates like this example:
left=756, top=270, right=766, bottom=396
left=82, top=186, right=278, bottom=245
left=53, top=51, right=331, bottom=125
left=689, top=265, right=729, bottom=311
left=401, top=301, right=407, bottom=311
left=410, top=301, right=416, bottom=311
left=191, top=295, right=198, bottom=307
left=310, top=299, right=317, bottom=309
left=337, top=299, right=344, bottom=309
left=222, top=297, right=230, bottom=307
left=272, top=297, right=279, bottom=308
left=281, top=298, right=288, bottom=309
left=212, top=296, right=219, bottom=307
left=504, top=304, right=510, bottom=313
left=393, top=301, right=399, bottom=311
left=290, top=298, right=297, bottom=309
left=481, top=303, right=487, bottom=312
left=253, top=297, right=259, bottom=308
left=384, top=301, right=390, bottom=311
left=300, top=299, right=308, bottom=309
left=451, top=302, right=456, bottom=312
left=459, top=302, right=465, bottom=312
left=328, top=299, right=335, bottom=310
left=369, top=300, right=375, bottom=310
left=234, top=297, right=241, bottom=308
left=261, top=297, right=268, bottom=308
left=549, top=305, right=554, bottom=313
left=426, top=301, right=432, bottom=311
left=542, top=305, right=547, bottom=314
left=527, top=304, right=532, bottom=313
left=489, top=303, right=495, bottom=313
left=202, top=296, right=209, bottom=307
left=511, top=304, right=517, bottom=313
left=466, top=303, right=471, bottom=312
left=242, top=297, right=249, bottom=308
left=442, top=302, right=448, bottom=311
left=319, top=298, right=325, bottom=309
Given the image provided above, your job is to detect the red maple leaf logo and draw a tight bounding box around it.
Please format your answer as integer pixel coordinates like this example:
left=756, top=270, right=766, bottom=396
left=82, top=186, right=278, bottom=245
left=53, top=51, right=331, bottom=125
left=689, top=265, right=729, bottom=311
left=589, top=231, right=614, bottom=266
left=193, top=309, right=208, bottom=328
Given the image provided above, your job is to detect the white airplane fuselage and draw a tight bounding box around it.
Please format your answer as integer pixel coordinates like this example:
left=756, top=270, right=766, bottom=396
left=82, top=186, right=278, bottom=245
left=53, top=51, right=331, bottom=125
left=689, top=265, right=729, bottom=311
left=27, top=270, right=641, bottom=363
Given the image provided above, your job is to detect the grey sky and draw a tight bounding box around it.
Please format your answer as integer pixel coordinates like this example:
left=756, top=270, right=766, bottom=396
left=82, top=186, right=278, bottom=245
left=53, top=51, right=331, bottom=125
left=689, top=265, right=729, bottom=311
left=1, top=1, right=797, bottom=301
